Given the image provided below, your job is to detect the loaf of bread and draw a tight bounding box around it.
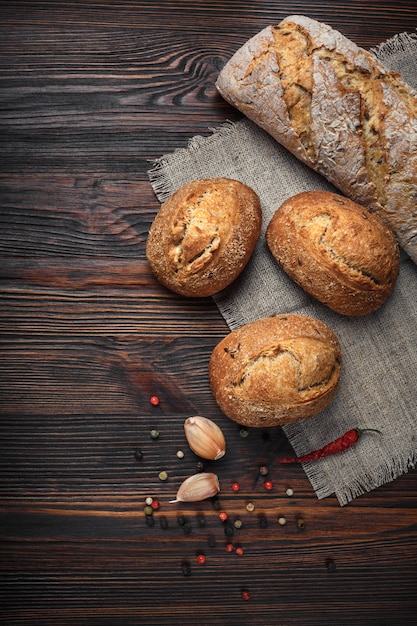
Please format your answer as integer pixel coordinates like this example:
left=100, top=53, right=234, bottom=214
left=216, top=15, right=417, bottom=263
left=266, top=190, right=400, bottom=316
left=146, top=178, right=262, bottom=297
left=209, top=314, right=342, bottom=427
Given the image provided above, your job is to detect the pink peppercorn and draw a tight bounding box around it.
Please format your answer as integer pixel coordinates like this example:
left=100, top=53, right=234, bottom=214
left=219, top=511, right=228, bottom=522
left=264, top=480, right=273, bottom=491
left=232, top=482, right=240, bottom=492
left=151, top=499, right=160, bottom=510
left=225, top=543, right=234, bottom=553
left=235, top=546, right=244, bottom=556
left=196, top=554, right=206, bottom=564
left=150, top=395, right=159, bottom=406
left=241, top=590, right=250, bottom=601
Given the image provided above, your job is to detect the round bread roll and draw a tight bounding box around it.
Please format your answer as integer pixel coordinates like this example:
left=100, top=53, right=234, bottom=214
left=146, top=178, right=262, bottom=297
left=209, top=314, right=342, bottom=427
left=266, top=191, right=400, bottom=316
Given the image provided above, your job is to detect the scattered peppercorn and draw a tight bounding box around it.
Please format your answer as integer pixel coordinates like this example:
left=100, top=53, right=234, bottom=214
left=286, top=488, right=294, bottom=497
left=233, top=519, right=243, bottom=529
left=159, top=516, right=168, bottom=530
left=224, top=524, right=234, bottom=537
left=183, top=522, right=192, bottom=535
left=246, top=502, right=255, bottom=512
left=150, top=429, right=160, bottom=440
left=232, top=482, right=240, bottom=492
left=258, top=514, right=268, bottom=528
left=158, top=470, right=168, bottom=481
left=264, top=480, right=273, bottom=491
left=259, top=465, right=269, bottom=476
left=235, top=546, right=244, bottom=556
left=151, top=499, right=160, bottom=510
left=196, top=461, right=205, bottom=472
left=150, top=395, right=160, bottom=406
left=219, top=511, right=228, bottom=523
left=145, top=515, right=155, bottom=527
left=145, top=496, right=153, bottom=506
left=225, top=543, right=234, bottom=553
left=278, top=517, right=287, bottom=526
left=177, top=515, right=186, bottom=526
left=241, top=589, right=250, bottom=601
left=134, top=449, right=143, bottom=461
left=211, top=496, right=221, bottom=510
left=181, top=560, right=192, bottom=577
left=296, top=517, right=305, bottom=529
left=196, top=513, right=206, bottom=528
left=143, top=505, right=153, bottom=516
left=196, top=553, right=206, bottom=564
left=239, top=427, right=249, bottom=438
left=176, top=450, right=184, bottom=459
left=326, top=558, right=337, bottom=573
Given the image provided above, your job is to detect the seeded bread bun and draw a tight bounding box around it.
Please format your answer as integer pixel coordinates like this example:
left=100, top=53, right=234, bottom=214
left=209, top=314, right=342, bottom=427
left=146, top=178, right=262, bottom=297
left=266, top=191, right=400, bottom=316
left=216, top=15, right=417, bottom=263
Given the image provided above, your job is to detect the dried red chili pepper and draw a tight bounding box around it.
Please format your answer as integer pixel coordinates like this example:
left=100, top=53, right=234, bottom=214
left=278, top=428, right=381, bottom=463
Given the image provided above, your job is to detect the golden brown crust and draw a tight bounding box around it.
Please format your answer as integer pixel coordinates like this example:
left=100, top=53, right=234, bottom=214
left=209, top=314, right=342, bottom=427
left=216, top=16, right=417, bottom=263
left=266, top=191, right=400, bottom=316
left=146, top=178, right=262, bottom=297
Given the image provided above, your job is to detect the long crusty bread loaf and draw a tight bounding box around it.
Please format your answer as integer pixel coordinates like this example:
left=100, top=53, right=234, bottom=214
left=216, top=15, right=417, bottom=263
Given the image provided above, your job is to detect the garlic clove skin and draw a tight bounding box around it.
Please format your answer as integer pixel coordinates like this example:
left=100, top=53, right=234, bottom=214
left=169, top=472, right=220, bottom=503
left=184, top=415, right=226, bottom=460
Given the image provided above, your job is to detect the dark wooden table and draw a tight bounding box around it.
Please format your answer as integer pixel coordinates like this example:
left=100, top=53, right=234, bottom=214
left=1, top=2, right=416, bottom=624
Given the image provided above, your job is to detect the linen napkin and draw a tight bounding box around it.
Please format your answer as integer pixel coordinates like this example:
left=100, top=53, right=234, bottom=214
left=148, top=31, right=417, bottom=505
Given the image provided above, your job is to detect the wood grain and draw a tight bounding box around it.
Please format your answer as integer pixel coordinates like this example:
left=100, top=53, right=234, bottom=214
left=1, top=2, right=417, bottom=624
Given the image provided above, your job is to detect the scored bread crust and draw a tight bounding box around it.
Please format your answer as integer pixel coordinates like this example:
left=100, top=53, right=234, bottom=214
left=146, top=177, right=262, bottom=297
left=216, top=15, right=417, bottom=263
left=266, top=191, right=400, bottom=316
left=209, top=314, right=342, bottom=427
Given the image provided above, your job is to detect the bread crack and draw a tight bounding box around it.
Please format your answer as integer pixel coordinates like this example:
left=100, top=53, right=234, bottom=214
left=316, top=216, right=381, bottom=285
left=169, top=190, right=222, bottom=274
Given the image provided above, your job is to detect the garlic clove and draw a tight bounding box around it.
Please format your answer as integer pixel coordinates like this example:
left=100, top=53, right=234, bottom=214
left=169, top=472, right=220, bottom=503
left=184, top=415, right=226, bottom=460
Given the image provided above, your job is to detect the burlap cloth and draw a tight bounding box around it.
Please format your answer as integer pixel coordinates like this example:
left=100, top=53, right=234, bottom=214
left=148, top=32, right=417, bottom=505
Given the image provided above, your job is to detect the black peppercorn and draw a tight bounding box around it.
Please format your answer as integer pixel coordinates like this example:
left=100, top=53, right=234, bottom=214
left=181, top=560, right=192, bottom=577
left=196, top=513, right=206, bottom=527
left=326, top=558, right=337, bottom=573
left=134, top=449, right=143, bottom=461
left=159, top=516, right=168, bottom=530
left=258, top=514, right=268, bottom=528
left=224, top=524, right=234, bottom=537
left=211, top=496, right=221, bottom=511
